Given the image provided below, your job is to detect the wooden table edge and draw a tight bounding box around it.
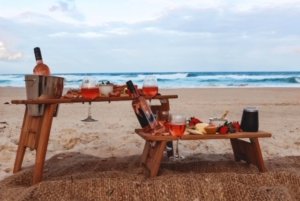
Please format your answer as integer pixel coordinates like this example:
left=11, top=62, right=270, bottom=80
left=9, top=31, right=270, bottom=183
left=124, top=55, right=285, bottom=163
left=135, top=129, right=272, bottom=141
left=11, top=95, right=178, bottom=104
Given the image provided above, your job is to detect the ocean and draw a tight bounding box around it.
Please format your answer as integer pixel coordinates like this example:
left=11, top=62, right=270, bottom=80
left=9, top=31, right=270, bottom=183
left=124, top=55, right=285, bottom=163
left=0, top=72, right=300, bottom=88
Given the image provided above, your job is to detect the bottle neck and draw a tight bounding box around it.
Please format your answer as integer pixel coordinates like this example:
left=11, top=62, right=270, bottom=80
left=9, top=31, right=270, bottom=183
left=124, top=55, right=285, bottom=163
left=131, top=89, right=140, bottom=98
left=34, top=47, right=43, bottom=62
left=126, top=80, right=140, bottom=98
left=36, top=59, right=43, bottom=64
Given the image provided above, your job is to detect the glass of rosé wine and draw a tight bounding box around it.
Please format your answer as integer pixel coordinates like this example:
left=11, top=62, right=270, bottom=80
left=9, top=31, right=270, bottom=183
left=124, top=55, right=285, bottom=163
left=168, top=114, right=187, bottom=160
left=81, top=77, right=99, bottom=122
left=142, top=75, right=158, bottom=98
left=157, top=110, right=174, bottom=157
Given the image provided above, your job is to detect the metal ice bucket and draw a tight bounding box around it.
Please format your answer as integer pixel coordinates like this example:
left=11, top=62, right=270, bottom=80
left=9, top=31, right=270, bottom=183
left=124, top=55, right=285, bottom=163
left=25, top=75, right=64, bottom=116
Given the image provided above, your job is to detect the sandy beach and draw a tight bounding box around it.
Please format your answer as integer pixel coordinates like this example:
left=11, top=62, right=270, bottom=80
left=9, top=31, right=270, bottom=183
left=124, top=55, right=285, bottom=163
left=0, top=87, right=299, bottom=200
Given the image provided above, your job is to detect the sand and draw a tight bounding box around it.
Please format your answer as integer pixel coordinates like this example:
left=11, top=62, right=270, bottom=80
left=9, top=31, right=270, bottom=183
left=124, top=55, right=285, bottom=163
left=0, top=87, right=299, bottom=200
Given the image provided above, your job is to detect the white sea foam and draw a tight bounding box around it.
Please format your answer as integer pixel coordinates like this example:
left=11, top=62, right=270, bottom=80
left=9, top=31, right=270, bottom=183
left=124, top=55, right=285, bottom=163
left=193, top=74, right=297, bottom=80
left=137, top=73, right=188, bottom=80
left=1, top=72, right=300, bottom=88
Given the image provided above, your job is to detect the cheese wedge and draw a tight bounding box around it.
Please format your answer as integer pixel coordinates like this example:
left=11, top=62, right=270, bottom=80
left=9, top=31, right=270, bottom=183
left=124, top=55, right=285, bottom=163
left=187, top=123, right=209, bottom=135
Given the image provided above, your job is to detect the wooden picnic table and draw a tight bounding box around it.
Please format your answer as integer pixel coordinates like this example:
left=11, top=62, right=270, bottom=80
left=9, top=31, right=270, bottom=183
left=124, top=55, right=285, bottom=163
left=135, top=129, right=272, bottom=177
left=11, top=94, right=178, bottom=185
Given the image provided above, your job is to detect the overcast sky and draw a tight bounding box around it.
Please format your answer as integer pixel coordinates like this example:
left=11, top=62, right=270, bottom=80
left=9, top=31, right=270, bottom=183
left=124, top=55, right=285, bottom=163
left=0, top=0, right=300, bottom=73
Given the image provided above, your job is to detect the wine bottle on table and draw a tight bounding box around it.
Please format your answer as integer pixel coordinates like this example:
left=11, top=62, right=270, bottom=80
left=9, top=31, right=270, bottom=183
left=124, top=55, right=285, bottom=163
left=33, top=47, right=51, bottom=76
left=126, top=80, right=158, bottom=129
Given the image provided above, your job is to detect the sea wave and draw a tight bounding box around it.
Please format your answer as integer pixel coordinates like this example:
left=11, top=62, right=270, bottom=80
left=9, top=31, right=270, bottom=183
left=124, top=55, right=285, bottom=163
left=192, top=74, right=299, bottom=80
left=137, top=73, right=188, bottom=80
left=63, top=73, right=190, bottom=85
left=1, top=72, right=300, bottom=88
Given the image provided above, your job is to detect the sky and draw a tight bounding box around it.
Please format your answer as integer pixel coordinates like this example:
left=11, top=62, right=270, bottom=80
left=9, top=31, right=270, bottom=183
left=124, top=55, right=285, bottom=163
left=0, top=0, right=300, bottom=73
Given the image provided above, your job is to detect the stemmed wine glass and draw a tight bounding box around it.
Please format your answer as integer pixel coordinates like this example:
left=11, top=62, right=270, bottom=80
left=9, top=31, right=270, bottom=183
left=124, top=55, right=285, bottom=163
left=81, top=77, right=99, bottom=122
left=168, top=114, right=186, bottom=160
left=158, top=111, right=174, bottom=157
left=142, top=75, right=158, bottom=98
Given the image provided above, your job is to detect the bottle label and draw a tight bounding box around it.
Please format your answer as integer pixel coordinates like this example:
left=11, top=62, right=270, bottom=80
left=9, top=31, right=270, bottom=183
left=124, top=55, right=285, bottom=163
left=128, top=79, right=157, bottom=129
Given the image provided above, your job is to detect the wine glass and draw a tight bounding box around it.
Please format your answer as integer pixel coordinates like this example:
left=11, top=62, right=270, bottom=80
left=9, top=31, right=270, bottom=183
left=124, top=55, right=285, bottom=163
left=158, top=110, right=174, bottom=158
left=81, top=77, right=99, bottom=122
left=168, top=114, right=186, bottom=160
left=142, top=75, right=158, bottom=98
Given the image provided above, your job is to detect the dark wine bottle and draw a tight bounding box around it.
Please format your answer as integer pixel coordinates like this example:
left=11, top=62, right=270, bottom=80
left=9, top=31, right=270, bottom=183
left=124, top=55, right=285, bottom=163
left=126, top=80, right=158, bottom=129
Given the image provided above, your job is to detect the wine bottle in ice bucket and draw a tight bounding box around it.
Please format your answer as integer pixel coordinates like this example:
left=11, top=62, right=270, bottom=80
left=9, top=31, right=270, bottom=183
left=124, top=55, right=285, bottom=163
left=126, top=80, right=158, bottom=129
left=33, top=47, right=51, bottom=76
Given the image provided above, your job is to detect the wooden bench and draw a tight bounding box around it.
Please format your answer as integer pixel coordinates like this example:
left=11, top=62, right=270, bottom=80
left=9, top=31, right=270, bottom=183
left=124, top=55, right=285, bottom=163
left=135, top=129, right=272, bottom=177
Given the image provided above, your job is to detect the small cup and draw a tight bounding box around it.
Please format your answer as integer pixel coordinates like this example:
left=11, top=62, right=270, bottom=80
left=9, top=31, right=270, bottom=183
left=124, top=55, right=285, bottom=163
left=204, top=125, right=217, bottom=134
left=209, top=118, right=227, bottom=127
left=99, top=84, right=113, bottom=96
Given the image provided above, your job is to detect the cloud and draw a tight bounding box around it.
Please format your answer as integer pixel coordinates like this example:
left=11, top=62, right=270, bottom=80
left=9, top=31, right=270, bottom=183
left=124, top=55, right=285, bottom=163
left=49, top=1, right=71, bottom=12
left=48, top=28, right=131, bottom=39
left=1, top=1, right=300, bottom=73
left=232, top=0, right=300, bottom=13
left=294, top=48, right=300, bottom=54
left=48, top=32, right=69, bottom=38
left=0, top=42, right=23, bottom=61
left=77, top=32, right=106, bottom=38
left=131, top=5, right=300, bottom=38
left=48, top=31, right=106, bottom=38
left=49, top=0, right=84, bottom=21
left=13, top=12, right=58, bottom=25
left=272, top=45, right=300, bottom=55
left=107, top=28, right=131, bottom=36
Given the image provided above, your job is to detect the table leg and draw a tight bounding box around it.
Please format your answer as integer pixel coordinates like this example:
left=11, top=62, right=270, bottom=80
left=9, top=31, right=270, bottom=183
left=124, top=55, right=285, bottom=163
left=141, top=141, right=167, bottom=177
left=141, top=141, right=151, bottom=165
left=250, top=138, right=267, bottom=172
left=230, top=138, right=267, bottom=172
left=13, top=107, right=30, bottom=173
left=32, top=104, right=56, bottom=184
left=230, top=139, right=241, bottom=162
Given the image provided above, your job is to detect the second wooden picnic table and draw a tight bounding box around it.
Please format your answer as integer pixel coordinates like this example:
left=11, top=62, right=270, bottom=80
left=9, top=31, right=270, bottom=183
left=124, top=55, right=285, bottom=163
left=135, top=129, right=272, bottom=177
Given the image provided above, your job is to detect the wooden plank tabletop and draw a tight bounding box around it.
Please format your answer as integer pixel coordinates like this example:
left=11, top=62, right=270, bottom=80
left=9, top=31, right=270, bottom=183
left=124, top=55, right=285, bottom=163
left=135, top=129, right=272, bottom=141
left=11, top=95, right=178, bottom=104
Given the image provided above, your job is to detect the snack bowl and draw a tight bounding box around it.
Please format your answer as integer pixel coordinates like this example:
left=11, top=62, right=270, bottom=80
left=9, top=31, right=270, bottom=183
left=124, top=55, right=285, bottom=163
left=204, top=125, right=217, bottom=135
left=99, top=84, right=113, bottom=96
left=98, top=80, right=114, bottom=96
left=209, top=117, right=227, bottom=127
